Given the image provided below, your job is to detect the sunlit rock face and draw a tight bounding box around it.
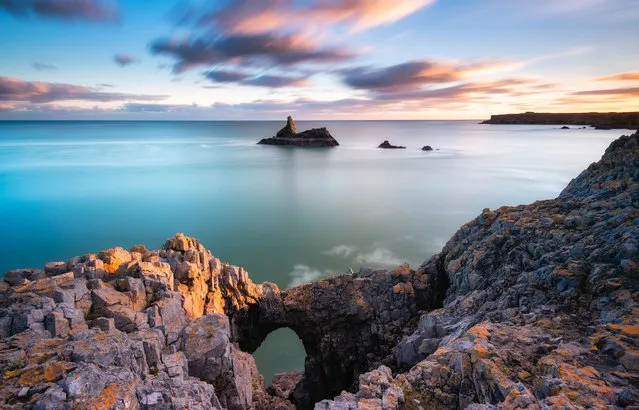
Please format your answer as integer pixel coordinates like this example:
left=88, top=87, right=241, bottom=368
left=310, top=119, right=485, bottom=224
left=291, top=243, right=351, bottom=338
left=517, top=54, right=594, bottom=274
left=0, top=131, right=637, bottom=409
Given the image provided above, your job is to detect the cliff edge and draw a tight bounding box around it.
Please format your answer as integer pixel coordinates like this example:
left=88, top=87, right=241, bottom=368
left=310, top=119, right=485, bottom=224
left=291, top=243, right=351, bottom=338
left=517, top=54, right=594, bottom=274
left=0, top=131, right=637, bottom=409
left=482, top=112, right=639, bottom=129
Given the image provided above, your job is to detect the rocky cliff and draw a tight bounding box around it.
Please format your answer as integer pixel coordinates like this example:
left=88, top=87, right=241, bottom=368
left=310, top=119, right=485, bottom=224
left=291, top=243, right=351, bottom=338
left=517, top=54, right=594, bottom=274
left=0, top=131, right=637, bottom=409
left=482, top=112, right=639, bottom=129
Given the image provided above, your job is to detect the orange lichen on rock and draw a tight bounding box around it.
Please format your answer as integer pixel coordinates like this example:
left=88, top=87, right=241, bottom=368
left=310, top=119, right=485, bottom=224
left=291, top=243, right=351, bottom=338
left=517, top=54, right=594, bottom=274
left=16, top=361, right=75, bottom=385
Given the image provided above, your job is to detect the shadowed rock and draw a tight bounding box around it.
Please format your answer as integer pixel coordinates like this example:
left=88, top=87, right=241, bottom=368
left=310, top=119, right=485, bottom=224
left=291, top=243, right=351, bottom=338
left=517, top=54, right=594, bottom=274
left=422, top=145, right=433, bottom=151
left=481, top=111, right=639, bottom=129
left=378, top=140, right=406, bottom=149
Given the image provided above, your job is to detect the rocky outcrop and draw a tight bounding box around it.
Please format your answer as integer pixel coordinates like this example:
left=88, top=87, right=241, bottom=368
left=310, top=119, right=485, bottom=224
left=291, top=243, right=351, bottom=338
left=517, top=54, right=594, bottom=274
left=258, top=116, right=339, bottom=147
left=422, top=145, right=433, bottom=151
left=319, top=130, right=639, bottom=409
left=482, top=111, right=639, bottom=129
left=1, top=131, right=637, bottom=409
left=378, top=140, right=406, bottom=149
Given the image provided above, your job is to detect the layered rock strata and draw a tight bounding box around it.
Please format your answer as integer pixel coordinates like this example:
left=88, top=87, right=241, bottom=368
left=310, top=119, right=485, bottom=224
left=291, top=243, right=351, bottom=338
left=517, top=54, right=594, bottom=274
left=0, top=131, right=637, bottom=409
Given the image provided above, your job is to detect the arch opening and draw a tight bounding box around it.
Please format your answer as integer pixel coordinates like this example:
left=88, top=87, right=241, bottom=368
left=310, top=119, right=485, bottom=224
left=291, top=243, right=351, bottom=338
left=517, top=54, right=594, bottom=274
left=252, top=327, right=307, bottom=386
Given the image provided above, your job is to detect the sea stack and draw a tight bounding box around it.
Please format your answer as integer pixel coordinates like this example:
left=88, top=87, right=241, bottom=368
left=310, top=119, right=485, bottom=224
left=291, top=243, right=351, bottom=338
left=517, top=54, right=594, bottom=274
left=257, top=116, right=339, bottom=147
left=378, top=140, right=406, bottom=149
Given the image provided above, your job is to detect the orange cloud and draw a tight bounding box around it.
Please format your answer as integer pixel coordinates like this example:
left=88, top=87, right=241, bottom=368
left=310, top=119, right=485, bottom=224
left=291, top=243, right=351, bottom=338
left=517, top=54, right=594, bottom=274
left=196, top=0, right=435, bottom=35
left=595, top=71, right=639, bottom=82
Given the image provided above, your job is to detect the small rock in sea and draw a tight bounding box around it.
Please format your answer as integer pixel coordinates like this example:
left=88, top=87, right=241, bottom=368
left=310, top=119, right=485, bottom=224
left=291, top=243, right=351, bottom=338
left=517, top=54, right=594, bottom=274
left=422, top=145, right=433, bottom=151
left=257, top=116, right=339, bottom=147
left=561, top=126, right=570, bottom=129
left=378, top=140, right=406, bottom=149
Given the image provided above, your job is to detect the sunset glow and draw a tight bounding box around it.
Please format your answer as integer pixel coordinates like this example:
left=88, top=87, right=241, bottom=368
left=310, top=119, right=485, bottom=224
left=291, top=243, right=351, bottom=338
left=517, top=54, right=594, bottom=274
left=1, top=0, right=638, bottom=119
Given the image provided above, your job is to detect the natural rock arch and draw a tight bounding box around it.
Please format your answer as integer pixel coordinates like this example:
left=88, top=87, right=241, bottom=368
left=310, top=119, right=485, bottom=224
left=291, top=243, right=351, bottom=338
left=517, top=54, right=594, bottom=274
left=229, top=263, right=448, bottom=407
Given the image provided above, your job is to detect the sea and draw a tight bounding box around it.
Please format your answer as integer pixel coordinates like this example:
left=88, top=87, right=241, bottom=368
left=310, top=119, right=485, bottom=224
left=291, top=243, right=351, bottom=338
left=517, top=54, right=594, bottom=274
left=0, top=120, right=628, bottom=383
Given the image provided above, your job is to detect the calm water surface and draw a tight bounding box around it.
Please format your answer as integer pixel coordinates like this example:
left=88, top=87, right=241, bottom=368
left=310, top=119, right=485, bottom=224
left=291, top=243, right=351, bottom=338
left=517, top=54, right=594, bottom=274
left=0, top=120, right=626, bottom=382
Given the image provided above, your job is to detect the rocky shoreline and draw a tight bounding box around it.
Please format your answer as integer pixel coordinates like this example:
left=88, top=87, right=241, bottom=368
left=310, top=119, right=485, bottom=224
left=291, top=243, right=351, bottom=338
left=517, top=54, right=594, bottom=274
left=1, top=131, right=637, bottom=409
left=482, top=112, right=639, bottom=129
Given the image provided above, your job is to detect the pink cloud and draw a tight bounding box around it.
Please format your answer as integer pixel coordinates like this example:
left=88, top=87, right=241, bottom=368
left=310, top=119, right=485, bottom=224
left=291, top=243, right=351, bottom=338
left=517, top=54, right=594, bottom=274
left=195, top=0, right=435, bottom=34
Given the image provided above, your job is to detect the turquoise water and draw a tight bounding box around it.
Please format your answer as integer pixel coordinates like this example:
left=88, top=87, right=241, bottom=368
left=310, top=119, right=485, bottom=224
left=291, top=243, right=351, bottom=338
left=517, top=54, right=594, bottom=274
left=0, top=120, right=626, bottom=382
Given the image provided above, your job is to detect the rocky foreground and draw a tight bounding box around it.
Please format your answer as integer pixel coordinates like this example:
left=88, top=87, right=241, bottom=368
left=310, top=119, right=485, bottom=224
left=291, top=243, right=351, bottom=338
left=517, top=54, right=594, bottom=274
left=257, top=116, right=339, bottom=147
left=1, top=132, right=638, bottom=409
left=481, top=112, right=639, bottom=129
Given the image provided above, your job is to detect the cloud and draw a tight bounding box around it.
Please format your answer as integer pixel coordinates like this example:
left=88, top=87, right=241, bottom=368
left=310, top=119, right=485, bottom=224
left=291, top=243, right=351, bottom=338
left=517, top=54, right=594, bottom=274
left=193, top=0, right=435, bottom=34
left=373, top=78, right=541, bottom=101
left=596, top=71, right=639, bottom=82
left=114, top=54, right=137, bottom=67
left=288, top=264, right=331, bottom=288
left=32, top=62, right=57, bottom=70
left=0, top=76, right=166, bottom=103
left=204, top=70, right=251, bottom=83
left=339, top=60, right=516, bottom=93
left=323, top=245, right=358, bottom=258
left=151, top=33, right=355, bottom=73
left=572, top=87, right=639, bottom=97
left=354, top=248, right=404, bottom=268
left=121, top=103, right=203, bottom=113
left=0, top=0, right=119, bottom=22
left=243, top=74, right=307, bottom=88
left=204, top=69, right=307, bottom=88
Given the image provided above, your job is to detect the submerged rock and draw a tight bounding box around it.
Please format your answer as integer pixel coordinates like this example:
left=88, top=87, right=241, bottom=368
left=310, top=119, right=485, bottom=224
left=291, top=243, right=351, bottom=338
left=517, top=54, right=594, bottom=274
left=258, top=116, right=339, bottom=147
left=378, top=140, right=406, bottom=149
left=0, top=131, right=637, bottom=409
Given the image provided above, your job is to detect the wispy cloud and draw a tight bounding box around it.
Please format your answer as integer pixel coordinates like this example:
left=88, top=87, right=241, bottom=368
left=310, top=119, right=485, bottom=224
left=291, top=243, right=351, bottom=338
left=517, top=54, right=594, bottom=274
left=0, top=0, right=119, bottom=22
left=572, top=87, right=639, bottom=97
left=0, top=76, right=166, bottom=104
left=188, top=0, right=435, bottom=35
left=596, top=71, right=639, bottom=82
left=114, top=54, right=137, bottom=67
left=150, top=32, right=355, bottom=73
left=32, top=61, right=57, bottom=71
left=339, top=60, right=516, bottom=93
left=204, top=70, right=307, bottom=88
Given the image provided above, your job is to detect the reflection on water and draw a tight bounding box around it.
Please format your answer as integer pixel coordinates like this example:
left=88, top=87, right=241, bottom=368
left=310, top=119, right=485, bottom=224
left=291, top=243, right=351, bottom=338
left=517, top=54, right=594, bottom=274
left=0, top=120, right=625, bottom=380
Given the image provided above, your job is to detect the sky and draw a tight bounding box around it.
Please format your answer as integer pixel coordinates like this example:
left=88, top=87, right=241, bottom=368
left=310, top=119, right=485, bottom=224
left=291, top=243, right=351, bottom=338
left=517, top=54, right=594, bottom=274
left=0, top=0, right=638, bottom=120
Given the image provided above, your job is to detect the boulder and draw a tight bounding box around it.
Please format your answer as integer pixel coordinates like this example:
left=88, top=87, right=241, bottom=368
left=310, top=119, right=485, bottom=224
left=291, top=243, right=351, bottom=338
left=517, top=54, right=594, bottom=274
left=378, top=140, right=406, bottom=149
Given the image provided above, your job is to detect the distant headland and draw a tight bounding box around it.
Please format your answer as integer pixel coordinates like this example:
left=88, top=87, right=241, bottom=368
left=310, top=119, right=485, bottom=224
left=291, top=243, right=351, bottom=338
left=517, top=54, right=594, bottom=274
left=257, top=116, right=339, bottom=147
left=482, top=111, right=639, bottom=129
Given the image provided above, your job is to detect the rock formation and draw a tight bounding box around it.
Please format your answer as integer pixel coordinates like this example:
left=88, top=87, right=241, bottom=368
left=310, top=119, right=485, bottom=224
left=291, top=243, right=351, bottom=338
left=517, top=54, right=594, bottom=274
left=422, top=145, right=433, bottom=151
left=482, top=111, right=639, bottom=129
left=378, top=140, right=406, bottom=149
left=0, top=131, right=637, bottom=409
left=258, top=116, right=339, bottom=147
